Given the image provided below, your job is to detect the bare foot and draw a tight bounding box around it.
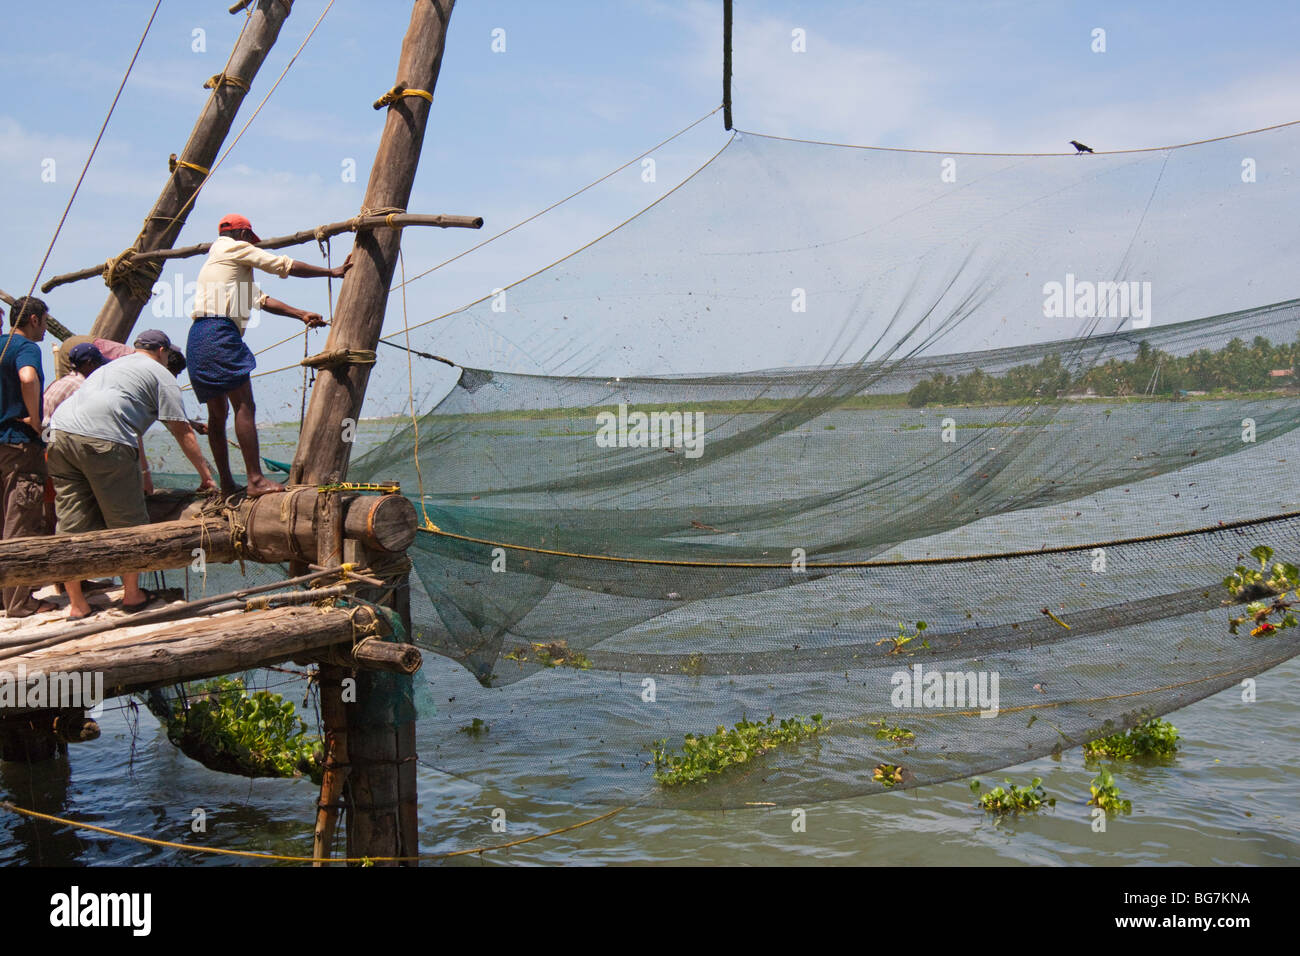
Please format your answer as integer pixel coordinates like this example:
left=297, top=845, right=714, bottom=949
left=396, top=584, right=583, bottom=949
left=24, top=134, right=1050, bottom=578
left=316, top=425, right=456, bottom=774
left=246, top=475, right=286, bottom=498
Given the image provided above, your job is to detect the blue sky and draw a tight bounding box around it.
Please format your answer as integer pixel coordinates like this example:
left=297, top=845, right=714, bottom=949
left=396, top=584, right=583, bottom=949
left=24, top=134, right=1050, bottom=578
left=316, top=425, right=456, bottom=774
left=2, top=0, right=1299, bottom=419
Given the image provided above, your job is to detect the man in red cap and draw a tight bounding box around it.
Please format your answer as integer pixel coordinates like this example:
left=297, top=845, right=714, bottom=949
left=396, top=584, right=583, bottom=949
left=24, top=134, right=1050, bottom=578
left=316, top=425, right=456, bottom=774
left=189, top=214, right=352, bottom=497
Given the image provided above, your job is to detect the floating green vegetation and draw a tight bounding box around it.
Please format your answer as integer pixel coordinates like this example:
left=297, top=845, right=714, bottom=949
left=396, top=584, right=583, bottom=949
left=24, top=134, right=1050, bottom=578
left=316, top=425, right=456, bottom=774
left=458, top=718, right=490, bottom=736
left=1083, top=718, right=1180, bottom=761
left=681, top=652, right=706, bottom=677
left=650, top=714, right=824, bottom=787
left=502, top=640, right=593, bottom=669
left=1087, top=768, right=1132, bottom=815
left=873, top=763, right=904, bottom=787
left=970, top=777, right=1055, bottom=815
left=1225, top=545, right=1299, bottom=637
left=868, top=719, right=915, bottom=745
left=876, top=621, right=928, bottom=655
left=161, top=677, right=322, bottom=783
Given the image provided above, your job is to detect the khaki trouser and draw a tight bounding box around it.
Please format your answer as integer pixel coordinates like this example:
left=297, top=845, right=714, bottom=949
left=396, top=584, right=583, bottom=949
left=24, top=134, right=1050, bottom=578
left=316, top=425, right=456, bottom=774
left=0, top=440, right=49, bottom=616
left=47, top=432, right=150, bottom=535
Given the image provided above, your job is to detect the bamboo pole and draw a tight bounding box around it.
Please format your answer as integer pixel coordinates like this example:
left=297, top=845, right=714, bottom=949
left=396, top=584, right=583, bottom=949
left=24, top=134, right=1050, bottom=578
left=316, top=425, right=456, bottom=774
left=312, top=487, right=348, bottom=864
left=40, top=214, right=482, bottom=294
left=293, top=0, right=458, bottom=867
left=87, top=0, right=296, bottom=344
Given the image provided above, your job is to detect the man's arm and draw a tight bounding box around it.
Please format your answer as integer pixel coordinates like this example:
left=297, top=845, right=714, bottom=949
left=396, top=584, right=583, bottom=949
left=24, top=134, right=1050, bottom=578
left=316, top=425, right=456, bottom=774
left=288, top=252, right=353, bottom=280
left=138, top=437, right=153, bottom=495
left=17, top=365, right=41, bottom=433
left=262, top=297, right=328, bottom=328
left=162, top=420, right=217, bottom=492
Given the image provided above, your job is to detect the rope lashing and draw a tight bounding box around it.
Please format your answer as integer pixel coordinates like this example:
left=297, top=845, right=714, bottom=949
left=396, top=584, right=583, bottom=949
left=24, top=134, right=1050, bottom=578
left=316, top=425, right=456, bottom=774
left=348, top=205, right=407, bottom=233
left=204, top=71, right=250, bottom=92
left=372, top=82, right=432, bottom=111
left=101, top=248, right=158, bottom=299
left=317, top=482, right=401, bottom=494
left=300, top=348, right=376, bottom=370
left=168, top=153, right=211, bottom=176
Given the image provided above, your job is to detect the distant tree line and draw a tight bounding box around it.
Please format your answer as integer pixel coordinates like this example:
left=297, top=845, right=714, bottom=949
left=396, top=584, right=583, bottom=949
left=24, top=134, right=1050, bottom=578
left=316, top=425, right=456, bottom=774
left=906, top=335, right=1300, bottom=407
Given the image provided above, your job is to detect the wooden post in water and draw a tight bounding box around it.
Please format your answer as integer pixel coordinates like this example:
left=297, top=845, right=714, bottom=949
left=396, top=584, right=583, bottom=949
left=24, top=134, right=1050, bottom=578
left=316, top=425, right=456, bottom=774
left=294, top=0, right=458, bottom=866
left=88, top=0, right=295, bottom=344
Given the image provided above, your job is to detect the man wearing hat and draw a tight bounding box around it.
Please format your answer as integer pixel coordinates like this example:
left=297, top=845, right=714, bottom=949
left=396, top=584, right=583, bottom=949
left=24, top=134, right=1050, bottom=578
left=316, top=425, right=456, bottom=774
left=48, top=330, right=216, bottom=619
left=42, top=341, right=106, bottom=424
left=189, top=214, right=352, bottom=498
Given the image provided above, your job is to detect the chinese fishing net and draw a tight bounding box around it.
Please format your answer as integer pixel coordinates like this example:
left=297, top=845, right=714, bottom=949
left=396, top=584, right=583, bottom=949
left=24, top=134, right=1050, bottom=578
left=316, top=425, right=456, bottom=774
left=162, top=121, right=1300, bottom=808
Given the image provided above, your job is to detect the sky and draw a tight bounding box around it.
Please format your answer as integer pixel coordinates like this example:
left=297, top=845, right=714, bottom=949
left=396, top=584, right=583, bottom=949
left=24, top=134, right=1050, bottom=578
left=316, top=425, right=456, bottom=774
left=2, top=0, right=1300, bottom=420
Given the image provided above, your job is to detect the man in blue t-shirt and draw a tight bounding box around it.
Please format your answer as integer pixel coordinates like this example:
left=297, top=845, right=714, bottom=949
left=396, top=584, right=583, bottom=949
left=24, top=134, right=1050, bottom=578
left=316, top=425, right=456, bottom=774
left=0, top=295, right=54, bottom=617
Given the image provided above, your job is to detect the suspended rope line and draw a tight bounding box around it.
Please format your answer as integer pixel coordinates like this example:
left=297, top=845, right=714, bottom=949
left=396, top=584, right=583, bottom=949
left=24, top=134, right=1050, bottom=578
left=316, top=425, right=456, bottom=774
left=0, top=799, right=628, bottom=864
left=735, top=117, right=1300, bottom=157
left=1, top=0, right=163, bottom=369
left=389, top=106, right=722, bottom=292
left=236, top=107, right=724, bottom=367
left=379, top=130, right=738, bottom=344
left=418, top=509, right=1300, bottom=570
left=153, top=0, right=337, bottom=238
left=398, top=249, right=434, bottom=528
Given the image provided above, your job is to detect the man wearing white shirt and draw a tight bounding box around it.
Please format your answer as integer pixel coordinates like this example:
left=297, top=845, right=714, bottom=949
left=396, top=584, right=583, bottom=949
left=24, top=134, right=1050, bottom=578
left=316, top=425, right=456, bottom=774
left=187, top=213, right=352, bottom=498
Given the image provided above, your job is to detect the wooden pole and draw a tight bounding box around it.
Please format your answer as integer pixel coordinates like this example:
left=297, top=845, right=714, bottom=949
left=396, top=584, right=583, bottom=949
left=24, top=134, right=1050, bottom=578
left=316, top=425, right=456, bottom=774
left=312, top=488, right=349, bottom=864
left=293, top=0, right=458, bottom=867
left=0, top=491, right=416, bottom=589
left=723, top=0, right=734, bottom=131
left=87, top=0, right=296, bottom=344
left=40, top=214, right=482, bottom=294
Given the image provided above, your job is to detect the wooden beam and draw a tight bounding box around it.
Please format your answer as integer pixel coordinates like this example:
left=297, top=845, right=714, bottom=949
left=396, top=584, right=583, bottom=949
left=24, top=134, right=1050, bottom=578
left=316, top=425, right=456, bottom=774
left=87, top=0, right=296, bottom=344
left=0, top=491, right=416, bottom=589
left=40, top=214, right=482, bottom=294
left=0, top=605, right=373, bottom=716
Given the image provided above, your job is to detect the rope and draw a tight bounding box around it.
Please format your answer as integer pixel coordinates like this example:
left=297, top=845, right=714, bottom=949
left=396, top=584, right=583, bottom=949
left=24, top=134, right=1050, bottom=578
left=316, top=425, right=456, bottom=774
left=168, top=153, right=211, bottom=176
left=734, top=117, right=1300, bottom=157
left=0, top=799, right=627, bottom=864
left=372, top=84, right=433, bottom=111
left=317, top=482, right=400, bottom=494
left=101, top=248, right=158, bottom=299
left=204, top=71, right=250, bottom=91
left=417, top=508, right=1300, bottom=570
left=230, top=108, right=723, bottom=370
left=1, top=0, right=162, bottom=369
left=398, top=249, right=434, bottom=528
left=150, top=0, right=337, bottom=240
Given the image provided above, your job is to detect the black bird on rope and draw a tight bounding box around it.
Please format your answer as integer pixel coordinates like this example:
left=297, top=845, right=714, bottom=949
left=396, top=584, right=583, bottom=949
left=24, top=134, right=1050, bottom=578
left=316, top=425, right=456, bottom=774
left=1069, top=140, right=1095, bottom=153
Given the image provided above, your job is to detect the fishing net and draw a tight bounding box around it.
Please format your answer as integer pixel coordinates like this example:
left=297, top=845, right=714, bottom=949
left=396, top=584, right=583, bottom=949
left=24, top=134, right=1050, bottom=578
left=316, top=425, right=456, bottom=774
left=156, top=122, right=1300, bottom=808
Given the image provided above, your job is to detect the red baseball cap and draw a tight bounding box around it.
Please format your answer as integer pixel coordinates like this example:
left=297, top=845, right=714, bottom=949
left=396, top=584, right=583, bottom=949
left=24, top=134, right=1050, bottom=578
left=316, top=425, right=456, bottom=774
left=218, top=213, right=259, bottom=242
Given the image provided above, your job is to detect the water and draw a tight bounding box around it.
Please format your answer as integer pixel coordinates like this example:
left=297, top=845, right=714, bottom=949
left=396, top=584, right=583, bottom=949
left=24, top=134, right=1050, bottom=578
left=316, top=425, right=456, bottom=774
left=3, top=415, right=1298, bottom=865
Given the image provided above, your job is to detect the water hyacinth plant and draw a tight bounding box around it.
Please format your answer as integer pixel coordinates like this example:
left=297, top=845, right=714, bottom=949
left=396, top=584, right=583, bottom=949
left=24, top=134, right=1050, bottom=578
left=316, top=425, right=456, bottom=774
left=1083, top=718, right=1180, bottom=761
left=1225, top=545, right=1299, bottom=637
left=970, top=777, right=1055, bottom=815
left=651, top=714, right=824, bottom=786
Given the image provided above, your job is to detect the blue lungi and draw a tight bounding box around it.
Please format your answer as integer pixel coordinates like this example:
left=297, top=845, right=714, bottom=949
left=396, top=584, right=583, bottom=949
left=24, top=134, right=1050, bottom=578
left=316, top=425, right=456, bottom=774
left=187, top=316, right=256, bottom=403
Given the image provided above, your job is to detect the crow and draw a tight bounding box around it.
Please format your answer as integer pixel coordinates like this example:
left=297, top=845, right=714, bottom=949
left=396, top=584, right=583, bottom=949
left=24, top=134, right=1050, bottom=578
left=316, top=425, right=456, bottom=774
left=1069, top=140, right=1094, bottom=153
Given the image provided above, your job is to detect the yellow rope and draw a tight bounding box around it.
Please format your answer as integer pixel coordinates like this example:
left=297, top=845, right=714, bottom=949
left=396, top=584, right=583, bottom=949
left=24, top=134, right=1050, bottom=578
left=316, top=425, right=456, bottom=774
left=373, top=84, right=433, bottom=110
left=204, top=71, right=250, bottom=92
left=398, top=248, right=434, bottom=529
left=417, top=509, right=1300, bottom=570
left=168, top=153, right=211, bottom=176
left=0, top=799, right=627, bottom=864
left=317, top=482, right=400, bottom=494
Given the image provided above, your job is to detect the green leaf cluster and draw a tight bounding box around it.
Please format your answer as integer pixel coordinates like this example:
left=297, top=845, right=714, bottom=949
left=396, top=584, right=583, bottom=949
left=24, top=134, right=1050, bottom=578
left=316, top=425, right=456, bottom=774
left=969, top=777, right=1055, bottom=815
left=164, top=677, right=323, bottom=783
left=1225, top=546, right=1299, bottom=637
left=651, top=714, right=824, bottom=787
left=1083, top=718, right=1180, bottom=761
left=868, top=719, right=915, bottom=745
left=502, top=640, right=593, bottom=669
left=1087, top=768, right=1132, bottom=815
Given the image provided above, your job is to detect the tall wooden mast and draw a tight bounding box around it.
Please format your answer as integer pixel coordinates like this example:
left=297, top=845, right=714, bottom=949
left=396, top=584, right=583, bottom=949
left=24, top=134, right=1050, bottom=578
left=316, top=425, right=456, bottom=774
left=89, top=0, right=296, bottom=344
left=294, top=0, right=457, bottom=867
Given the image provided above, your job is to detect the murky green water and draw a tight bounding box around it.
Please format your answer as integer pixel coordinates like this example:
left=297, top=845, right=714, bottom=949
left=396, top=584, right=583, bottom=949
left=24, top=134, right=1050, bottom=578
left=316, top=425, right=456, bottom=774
left=3, top=414, right=1297, bottom=865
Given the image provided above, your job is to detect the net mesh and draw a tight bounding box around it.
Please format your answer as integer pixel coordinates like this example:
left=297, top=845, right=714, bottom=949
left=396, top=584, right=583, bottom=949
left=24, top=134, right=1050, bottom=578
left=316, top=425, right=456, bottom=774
left=159, top=122, right=1300, bottom=808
